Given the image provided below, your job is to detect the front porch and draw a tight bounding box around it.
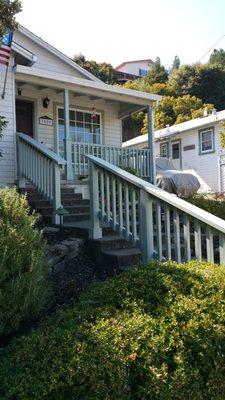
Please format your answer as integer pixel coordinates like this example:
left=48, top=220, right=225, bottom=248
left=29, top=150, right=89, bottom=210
left=14, top=64, right=160, bottom=184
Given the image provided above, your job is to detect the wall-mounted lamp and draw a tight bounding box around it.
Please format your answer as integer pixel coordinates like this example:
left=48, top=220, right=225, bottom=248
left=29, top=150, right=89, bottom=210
left=17, top=87, right=22, bottom=96
left=43, top=96, right=50, bottom=108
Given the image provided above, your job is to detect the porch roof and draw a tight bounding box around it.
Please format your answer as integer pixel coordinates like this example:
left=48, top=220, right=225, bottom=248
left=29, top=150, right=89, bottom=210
left=14, top=65, right=161, bottom=118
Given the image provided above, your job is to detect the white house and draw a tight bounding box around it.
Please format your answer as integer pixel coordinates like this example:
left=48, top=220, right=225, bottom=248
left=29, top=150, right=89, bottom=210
left=123, top=110, right=225, bottom=192
left=0, top=25, right=160, bottom=188
left=115, top=59, right=154, bottom=83
left=1, top=27, right=225, bottom=266
left=115, top=59, right=153, bottom=77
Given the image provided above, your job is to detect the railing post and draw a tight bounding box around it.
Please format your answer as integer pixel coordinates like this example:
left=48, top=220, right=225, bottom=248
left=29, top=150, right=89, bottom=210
left=17, top=138, right=25, bottom=188
left=147, top=105, right=156, bottom=185
left=139, top=189, right=154, bottom=263
left=64, top=89, right=73, bottom=181
left=89, top=162, right=102, bottom=239
left=52, top=164, right=61, bottom=225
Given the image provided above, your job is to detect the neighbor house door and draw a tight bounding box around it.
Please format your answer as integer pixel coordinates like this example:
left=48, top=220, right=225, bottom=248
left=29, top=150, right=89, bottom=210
left=16, top=99, right=34, bottom=137
left=171, top=140, right=182, bottom=169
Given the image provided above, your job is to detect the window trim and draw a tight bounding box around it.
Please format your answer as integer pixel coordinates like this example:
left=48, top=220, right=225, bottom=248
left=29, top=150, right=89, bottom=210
left=160, top=141, right=169, bottom=158
left=139, top=68, right=148, bottom=77
left=198, top=126, right=215, bottom=155
left=57, top=105, right=102, bottom=145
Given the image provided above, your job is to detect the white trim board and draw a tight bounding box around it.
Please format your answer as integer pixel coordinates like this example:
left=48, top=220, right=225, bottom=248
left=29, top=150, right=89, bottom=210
left=18, top=25, right=101, bottom=82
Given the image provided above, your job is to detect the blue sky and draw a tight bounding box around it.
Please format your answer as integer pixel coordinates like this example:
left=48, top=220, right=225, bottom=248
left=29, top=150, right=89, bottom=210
left=17, top=0, right=225, bottom=68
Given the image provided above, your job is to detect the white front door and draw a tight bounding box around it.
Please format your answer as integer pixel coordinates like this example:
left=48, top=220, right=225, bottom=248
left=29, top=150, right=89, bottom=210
left=171, top=140, right=181, bottom=170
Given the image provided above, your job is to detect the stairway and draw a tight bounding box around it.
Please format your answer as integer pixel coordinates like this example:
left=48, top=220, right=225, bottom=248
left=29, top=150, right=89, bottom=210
left=20, top=183, right=142, bottom=270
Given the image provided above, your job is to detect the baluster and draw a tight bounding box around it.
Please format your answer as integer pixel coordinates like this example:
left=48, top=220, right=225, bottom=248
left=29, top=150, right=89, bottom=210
left=112, top=176, right=117, bottom=230
left=173, top=209, right=181, bottom=262
left=206, top=227, right=214, bottom=263
left=74, top=144, right=77, bottom=175
left=131, top=189, right=137, bottom=243
left=78, top=145, right=81, bottom=175
left=164, top=204, right=171, bottom=260
left=194, top=220, right=202, bottom=261
left=124, top=183, right=130, bottom=239
left=183, top=214, right=191, bottom=261
left=118, top=181, right=123, bottom=236
left=219, top=234, right=225, bottom=265
left=100, top=171, right=105, bottom=221
left=106, top=175, right=110, bottom=224
left=156, top=200, right=163, bottom=260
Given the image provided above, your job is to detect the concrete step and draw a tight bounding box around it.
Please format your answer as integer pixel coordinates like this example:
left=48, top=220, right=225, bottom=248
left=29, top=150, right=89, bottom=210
left=62, top=198, right=90, bottom=206
left=37, top=205, right=90, bottom=216
left=44, top=213, right=90, bottom=224
left=61, top=193, right=83, bottom=201
left=102, top=247, right=142, bottom=269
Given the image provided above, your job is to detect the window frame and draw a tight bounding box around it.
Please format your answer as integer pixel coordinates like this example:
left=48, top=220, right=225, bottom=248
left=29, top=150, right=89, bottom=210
left=160, top=141, right=169, bottom=158
left=199, top=126, right=215, bottom=155
left=139, top=68, right=148, bottom=77
left=57, top=106, right=102, bottom=143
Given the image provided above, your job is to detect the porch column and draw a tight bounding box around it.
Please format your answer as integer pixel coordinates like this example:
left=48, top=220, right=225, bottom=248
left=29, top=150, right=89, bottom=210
left=64, top=89, right=73, bottom=180
left=147, top=105, right=156, bottom=185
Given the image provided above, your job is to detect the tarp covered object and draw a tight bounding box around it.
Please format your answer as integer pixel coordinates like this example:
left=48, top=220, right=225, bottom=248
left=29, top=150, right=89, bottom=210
left=156, top=157, right=200, bottom=197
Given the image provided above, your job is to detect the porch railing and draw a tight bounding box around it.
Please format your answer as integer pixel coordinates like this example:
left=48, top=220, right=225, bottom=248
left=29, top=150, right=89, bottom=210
left=88, top=155, right=225, bottom=265
left=71, top=142, right=152, bottom=179
left=17, top=133, right=66, bottom=223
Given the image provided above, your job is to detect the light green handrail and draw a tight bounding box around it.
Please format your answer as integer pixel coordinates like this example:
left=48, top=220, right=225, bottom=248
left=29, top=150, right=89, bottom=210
left=17, top=132, right=66, bottom=224
left=87, top=155, right=225, bottom=265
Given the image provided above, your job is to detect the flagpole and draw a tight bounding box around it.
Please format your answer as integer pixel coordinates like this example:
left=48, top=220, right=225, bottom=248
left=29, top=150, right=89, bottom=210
left=1, top=62, right=9, bottom=99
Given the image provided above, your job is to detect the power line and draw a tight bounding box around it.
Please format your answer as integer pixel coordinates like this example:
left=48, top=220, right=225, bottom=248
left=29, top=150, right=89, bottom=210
left=199, top=34, right=225, bottom=62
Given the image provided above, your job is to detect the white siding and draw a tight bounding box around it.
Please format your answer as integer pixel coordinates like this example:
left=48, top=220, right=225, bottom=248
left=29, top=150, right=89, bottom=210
left=0, top=57, right=16, bottom=186
left=117, top=61, right=152, bottom=76
left=155, top=123, right=221, bottom=191
left=15, top=85, right=122, bottom=150
left=13, top=31, right=87, bottom=78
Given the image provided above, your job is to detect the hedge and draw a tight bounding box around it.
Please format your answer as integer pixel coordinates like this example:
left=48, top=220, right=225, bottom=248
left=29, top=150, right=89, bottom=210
left=0, top=188, right=50, bottom=336
left=1, top=260, right=225, bottom=399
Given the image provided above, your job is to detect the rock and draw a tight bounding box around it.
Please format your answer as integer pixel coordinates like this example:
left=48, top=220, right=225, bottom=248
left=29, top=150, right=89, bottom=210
left=54, top=244, right=69, bottom=257
left=43, top=226, right=60, bottom=234
left=52, top=260, right=66, bottom=274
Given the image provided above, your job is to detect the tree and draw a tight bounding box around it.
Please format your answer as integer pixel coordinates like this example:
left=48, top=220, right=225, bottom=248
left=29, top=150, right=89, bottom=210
left=144, top=56, right=168, bottom=86
left=0, top=0, right=21, bottom=40
left=73, top=54, right=117, bottom=84
left=209, top=49, right=225, bottom=68
left=141, top=95, right=214, bottom=133
left=170, top=55, right=180, bottom=72
left=168, top=63, right=225, bottom=110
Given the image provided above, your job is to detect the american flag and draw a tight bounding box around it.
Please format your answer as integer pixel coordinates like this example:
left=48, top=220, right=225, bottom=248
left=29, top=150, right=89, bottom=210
left=0, top=32, right=13, bottom=67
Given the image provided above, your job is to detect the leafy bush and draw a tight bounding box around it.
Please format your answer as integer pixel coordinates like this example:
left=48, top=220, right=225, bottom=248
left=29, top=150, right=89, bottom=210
left=0, top=188, right=50, bottom=336
left=187, top=193, right=225, bottom=220
left=1, top=260, right=225, bottom=399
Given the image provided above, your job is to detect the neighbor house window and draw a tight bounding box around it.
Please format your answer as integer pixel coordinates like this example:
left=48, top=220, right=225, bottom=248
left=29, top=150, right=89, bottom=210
left=160, top=142, right=169, bottom=158
left=58, top=108, right=101, bottom=156
left=199, top=127, right=214, bottom=154
left=139, top=68, right=148, bottom=77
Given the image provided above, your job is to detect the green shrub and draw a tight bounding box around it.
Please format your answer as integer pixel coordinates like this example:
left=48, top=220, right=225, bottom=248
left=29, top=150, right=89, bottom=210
left=0, top=188, right=50, bottom=336
left=187, top=194, right=225, bottom=220
left=1, top=260, right=225, bottom=399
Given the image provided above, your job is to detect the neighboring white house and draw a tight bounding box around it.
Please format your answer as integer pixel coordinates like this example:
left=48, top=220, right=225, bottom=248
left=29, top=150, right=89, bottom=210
left=123, top=110, right=225, bottom=192
left=115, top=59, right=154, bottom=82
left=0, top=26, right=160, bottom=187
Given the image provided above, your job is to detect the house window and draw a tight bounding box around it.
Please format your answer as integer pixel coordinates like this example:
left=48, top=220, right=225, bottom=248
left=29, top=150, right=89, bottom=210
left=172, top=142, right=180, bottom=159
left=199, top=128, right=214, bottom=154
left=139, top=68, right=148, bottom=77
left=160, top=142, right=169, bottom=158
left=58, top=108, right=101, bottom=156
